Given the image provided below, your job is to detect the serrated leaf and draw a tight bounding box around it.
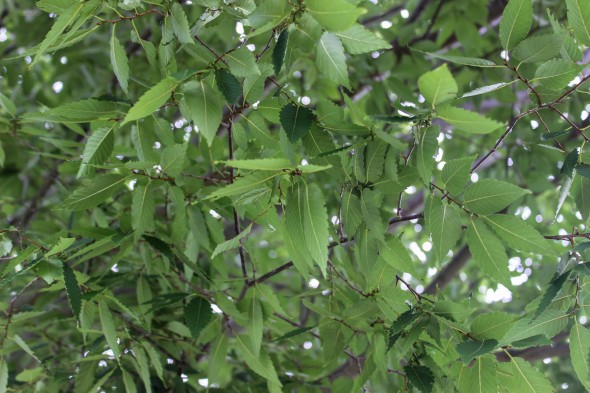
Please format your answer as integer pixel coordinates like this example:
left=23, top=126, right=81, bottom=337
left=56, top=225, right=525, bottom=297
left=215, top=69, right=242, bottom=104
left=484, top=214, right=558, bottom=256
left=570, top=320, right=590, bottom=390
left=211, top=223, right=252, bottom=259
left=123, top=78, right=179, bottom=125
left=122, top=369, right=137, bottom=393
left=182, top=77, right=224, bottom=146
left=99, top=301, right=120, bottom=358
left=457, top=356, right=498, bottom=393
left=110, top=27, right=129, bottom=94
left=63, top=262, right=81, bottom=319
left=160, top=144, right=187, bottom=177
left=208, top=334, right=228, bottom=385
left=316, top=32, right=350, bottom=87
left=535, top=59, right=583, bottom=91
left=44, top=98, right=123, bottom=121
left=335, top=24, right=391, bottom=54
left=499, top=0, right=533, bottom=50
left=306, top=0, right=365, bottom=32
left=272, top=29, right=288, bottom=75
left=235, top=335, right=282, bottom=386
left=132, top=183, right=156, bottom=236
left=205, top=171, right=278, bottom=200
left=500, top=310, right=569, bottom=346
left=226, top=47, right=260, bottom=78
left=436, top=106, right=504, bottom=134
left=466, top=218, right=511, bottom=287
left=461, top=82, right=511, bottom=98
left=405, top=364, right=434, bottom=393
left=280, top=104, right=314, bottom=143
left=185, top=296, right=212, bottom=340
left=415, top=50, right=499, bottom=67
left=243, top=63, right=273, bottom=104
left=46, top=237, right=75, bottom=257
left=133, top=345, right=152, bottom=393
left=342, top=190, right=363, bottom=236
left=248, top=293, right=264, bottom=356
left=561, top=148, right=579, bottom=177
left=360, top=188, right=386, bottom=241
left=321, top=320, right=345, bottom=362
left=428, top=198, right=462, bottom=263
left=456, top=340, right=498, bottom=363
left=511, top=34, right=564, bottom=63
left=416, top=125, right=439, bottom=184
left=464, top=179, right=530, bottom=215
left=170, top=3, right=193, bottom=44
left=365, top=140, right=388, bottom=183
left=0, top=357, right=7, bottom=393
left=470, top=312, right=516, bottom=340
left=441, top=155, right=476, bottom=195
left=78, top=126, right=115, bottom=178
left=541, top=130, right=569, bottom=141
left=418, top=65, right=458, bottom=107
left=221, top=158, right=292, bottom=171
left=506, top=357, right=555, bottom=393
left=59, top=174, right=128, bottom=210
left=380, top=235, right=416, bottom=274
left=567, top=0, right=590, bottom=46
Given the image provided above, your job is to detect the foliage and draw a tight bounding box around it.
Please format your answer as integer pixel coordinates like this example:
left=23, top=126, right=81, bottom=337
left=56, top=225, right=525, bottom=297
left=2, top=0, right=590, bottom=392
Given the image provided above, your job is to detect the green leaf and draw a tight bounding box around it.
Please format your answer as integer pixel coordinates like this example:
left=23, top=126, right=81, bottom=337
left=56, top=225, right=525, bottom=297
left=505, top=357, right=555, bottom=393
left=46, top=237, right=75, bottom=257
left=44, top=98, right=123, bottom=121
left=141, top=340, right=164, bottom=384
left=235, top=335, right=282, bottom=387
left=427, top=198, right=463, bottom=263
left=221, top=158, right=292, bottom=171
left=247, top=293, right=264, bottom=355
left=132, top=183, right=156, bottom=236
left=305, top=0, right=365, bottom=32
left=380, top=235, right=416, bottom=274
left=365, top=140, right=388, bottom=183
left=418, top=65, right=458, bottom=107
left=208, top=334, right=228, bottom=385
left=570, top=320, right=590, bottom=390
left=342, top=190, right=363, bottom=236
left=63, top=262, right=81, bottom=319
left=243, top=63, right=273, bottom=104
left=211, top=223, right=252, bottom=259
left=455, top=340, right=498, bottom=363
left=225, top=47, right=260, bottom=78
left=511, top=34, right=564, bottom=63
left=500, top=310, right=569, bottom=346
left=441, top=155, right=476, bottom=195
left=170, top=3, right=193, bottom=44
left=416, top=125, right=439, bottom=184
left=464, top=179, right=530, bottom=215
left=561, top=148, right=579, bottom=178
left=99, top=301, right=120, bottom=358
left=499, top=0, right=533, bottom=50
left=335, top=24, right=391, bottom=54
left=316, top=32, right=350, bottom=87
left=182, top=77, right=224, bottom=146
left=77, top=126, right=115, bottom=177
left=272, top=29, right=288, bottom=75
left=466, top=218, right=511, bottom=287
left=59, top=174, right=128, bottom=210
left=484, top=214, right=558, bottom=256
left=110, top=27, right=129, bottom=94
left=457, top=357, right=498, bottom=393
left=566, top=0, right=590, bottom=46
left=122, top=369, right=137, bottom=393
left=133, top=345, right=152, bottom=393
left=414, top=50, right=498, bottom=67
left=470, top=312, right=516, bottom=340
left=461, top=82, right=511, bottom=98
left=404, top=364, right=434, bottom=393
left=205, top=171, right=278, bottom=200
left=160, top=144, right=187, bottom=177
left=123, top=78, right=179, bottom=125
left=436, top=106, right=504, bottom=134
left=321, top=320, right=345, bottom=362
left=535, top=59, right=583, bottom=91
left=284, top=180, right=329, bottom=275
left=215, top=69, right=242, bottom=104
left=360, top=188, right=386, bottom=241
left=280, top=104, right=314, bottom=143
left=185, top=296, right=212, bottom=340
left=0, top=357, right=7, bottom=393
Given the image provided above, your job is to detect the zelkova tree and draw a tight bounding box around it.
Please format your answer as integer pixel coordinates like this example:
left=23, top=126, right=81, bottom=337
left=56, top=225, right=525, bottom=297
left=2, top=0, right=590, bottom=391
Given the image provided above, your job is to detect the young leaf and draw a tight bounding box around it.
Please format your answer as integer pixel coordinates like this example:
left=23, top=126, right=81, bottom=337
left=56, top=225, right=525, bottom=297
left=499, top=0, right=533, bottom=50
left=63, top=262, right=82, bottom=319
left=132, top=183, right=156, bottom=236
left=466, top=218, right=511, bottom=287
left=170, top=3, right=193, bottom=44
left=110, top=27, right=129, bottom=94
left=570, top=320, right=590, bottom=390
left=181, top=77, right=224, bottom=146
left=272, top=29, right=288, bottom=75
left=416, top=125, right=439, bottom=184
left=484, top=214, right=559, bottom=256
left=441, top=155, right=476, bottom=195
left=160, top=144, right=187, bottom=177
left=335, top=24, right=391, bottom=54
left=418, top=65, right=458, bottom=107
left=566, top=0, right=590, bottom=46
left=436, top=106, right=504, bottom=134
left=215, top=69, right=242, bottom=104
left=59, top=174, right=128, bottom=210
left=464, top=179, right=530, bottom=215
left=305, top=0, right=365, bottom=32
left=99, top=301, right=121, bottom=358
left=511, top=34, right=564, bottom=63
left=123, top=78, right=179, bottom=125
left=280, top=104, right=314, bottom=143
left=185, top=296, right=212, bottom=340
left=316, top=32, right=350, bottom=87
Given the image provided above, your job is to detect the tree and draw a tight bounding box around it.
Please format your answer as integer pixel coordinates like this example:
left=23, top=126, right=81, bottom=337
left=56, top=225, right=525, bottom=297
left=1, top=0, right=590, bottom=391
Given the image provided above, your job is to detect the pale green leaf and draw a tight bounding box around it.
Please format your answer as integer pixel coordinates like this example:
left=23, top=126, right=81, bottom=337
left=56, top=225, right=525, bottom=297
left=457, top=356, right=498, bottom=393
left=99, top=301, right=121, bottom=358
left=464, top=179, right=530, bottom=215
left=511, top=34, right=564, bottom=63
left=160, top=144, right=187, bottom=177
left=110, top=26, right=129, bottom=94
left=248, top=292, right=264, bottom=356
left=181, top=77, right=224, bottom=146
left=0, top=358, right=7, bottom=393
left=316, top=32, right=350, bottom=87
left=567, top=0, right=590, bottom=46
left=506, top=357, right=555, bottom=393
left=342, top=190, right=363, bottom=236
left=59, top=174, right=128, bottom=210
left=436, top=106, right=504, bottom=134
left=43, top=98, right=123, bottom=121
left=499, top=0, right=533, bottom=50
left=570, top=320, right=590, bottom=390
left=500, top=310, right=569, bottom=346
left=306, top=0, right=365, bottom=32
left=235, top=335, right=282, bottom=386
left=360, top=188, right=386, bottom=242
left=534, top=59, right=583, bottom=91
left=132, top=183, right=156, bottom=236
left=466, top=218, right=511, bottom=287
left=380, top=235, right=416, bottom=274
left=133, top=345, right=152, bottom=393
left=226, top=47, right=260, bottom=78
left=428, top=198, right=462, bottom=263
left=208, top=334, right=228, bottom=385
left=77, top=126, right=115, bottom=177
left=46, top=237, right=75, bottom=257
left=470, top=312, right=516, bottom=340
left=484, top=214, right=559, bottom=256
left=204, top=171, right=278, bottom=200
left=211, top=223, right=252, bottom=259
left=416, top=125, right=439, bottom=184
left=415, top=50, right=499, bottom=67
left=335, top=24, right=391, bottom=54
left=123, top=78, right=179, bottom=125
left=441, top=155, right=476, bottom=195
left=221, top=158, right=292, bottom=171
left=461, top=82, right=511, bottom=98
left=418, top=65, right=458, bottom=107
left=170, top=3, right=193, bottom=44
left=122, top=369, right=137, bottom=393
left=365, top=140, right=388, bottom=183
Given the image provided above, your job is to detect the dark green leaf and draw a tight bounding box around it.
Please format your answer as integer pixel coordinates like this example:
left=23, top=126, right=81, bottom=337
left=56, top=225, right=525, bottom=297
left=280, top=104, right=314, bottom=143
left=272, top=29, right=288, bottom=75
left=185, top=296, right=212, bottom=340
